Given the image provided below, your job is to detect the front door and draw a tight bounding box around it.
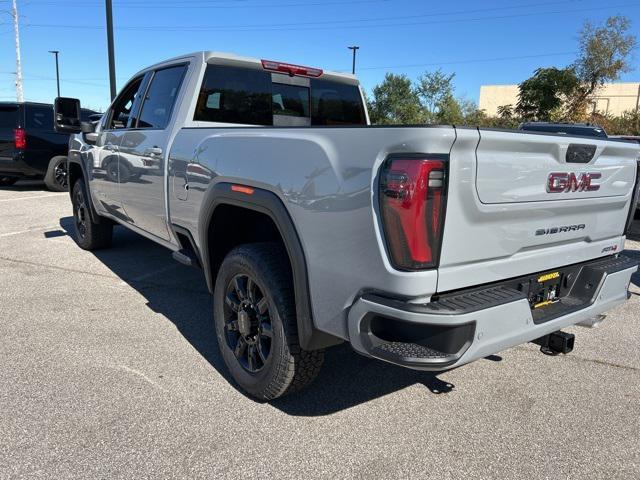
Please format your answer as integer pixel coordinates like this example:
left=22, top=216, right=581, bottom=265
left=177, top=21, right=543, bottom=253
left=88, top=74, right=148, bottom=223
left=117, top=64, right=188, bottom=242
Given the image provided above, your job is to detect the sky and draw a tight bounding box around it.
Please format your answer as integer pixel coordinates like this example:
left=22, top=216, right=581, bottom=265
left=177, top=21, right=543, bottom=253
left=1, top=0, right=639, bottom=112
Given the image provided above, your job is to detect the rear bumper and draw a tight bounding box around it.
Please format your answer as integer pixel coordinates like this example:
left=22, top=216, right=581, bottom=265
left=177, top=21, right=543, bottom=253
left=0, top=153, right=43, bottom=177
left=347, top=255, right=638, bottom=370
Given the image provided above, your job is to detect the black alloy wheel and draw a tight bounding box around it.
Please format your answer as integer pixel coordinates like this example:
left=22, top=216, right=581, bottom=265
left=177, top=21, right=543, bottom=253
left=53, top=159, right=68, bottom=190
left=73, top=185, right=89, bottom=240
left=223, top=274, right=273, bottom=373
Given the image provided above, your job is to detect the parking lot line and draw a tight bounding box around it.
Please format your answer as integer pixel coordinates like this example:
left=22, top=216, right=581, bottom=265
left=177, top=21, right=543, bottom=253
left=0, top=193, right=65, bottom=203
left=0, top=225, right=61, bottom=238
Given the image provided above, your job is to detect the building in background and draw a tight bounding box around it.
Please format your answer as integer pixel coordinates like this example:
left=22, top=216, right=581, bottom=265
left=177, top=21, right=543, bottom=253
left=479, top=82, right=640, bottom=116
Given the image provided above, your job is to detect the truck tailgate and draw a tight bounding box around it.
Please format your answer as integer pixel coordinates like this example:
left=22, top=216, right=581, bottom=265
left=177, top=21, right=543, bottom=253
left=476, top=130, right=637, bottom=203
left=437, top=128, right=639, bottom=292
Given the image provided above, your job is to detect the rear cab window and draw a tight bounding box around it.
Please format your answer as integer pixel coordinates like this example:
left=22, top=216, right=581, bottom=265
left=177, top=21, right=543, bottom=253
left=0, top=105, right=20, bottom=129
left=194, top=64, right=366, bottom=126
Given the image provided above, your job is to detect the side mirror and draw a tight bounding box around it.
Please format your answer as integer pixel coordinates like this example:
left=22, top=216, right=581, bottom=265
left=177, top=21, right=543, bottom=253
left=54, top=97, right=82, bottom=134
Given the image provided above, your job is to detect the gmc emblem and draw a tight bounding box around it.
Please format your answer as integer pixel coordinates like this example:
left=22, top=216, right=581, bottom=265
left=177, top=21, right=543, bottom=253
left=547, top=172, right=601, bottom=193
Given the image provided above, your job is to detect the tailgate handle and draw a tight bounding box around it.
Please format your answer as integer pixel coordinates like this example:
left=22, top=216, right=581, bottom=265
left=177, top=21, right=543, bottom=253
left=566, top=144, right=596, bottom=164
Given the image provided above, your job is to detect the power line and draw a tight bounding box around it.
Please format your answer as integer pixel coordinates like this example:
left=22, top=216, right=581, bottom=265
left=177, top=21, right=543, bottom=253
left=17, top=0, right=392, bottom=8
left=21, top=0, right=589, bottom=30
left=23, top=2, right=640, bottom=32
left=348, top=51, right=578, bottom=72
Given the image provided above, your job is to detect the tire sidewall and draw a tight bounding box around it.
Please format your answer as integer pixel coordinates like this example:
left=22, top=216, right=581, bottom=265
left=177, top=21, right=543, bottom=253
left=213, top=251, right=290, bottom=398
left=45, top=156, right=68, bottom=192
left=72, top=180, right=93, bottom=249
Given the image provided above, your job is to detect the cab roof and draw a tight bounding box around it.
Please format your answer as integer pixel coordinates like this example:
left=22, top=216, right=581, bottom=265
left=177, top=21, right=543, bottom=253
left=141, top=51, right=359, bottom=86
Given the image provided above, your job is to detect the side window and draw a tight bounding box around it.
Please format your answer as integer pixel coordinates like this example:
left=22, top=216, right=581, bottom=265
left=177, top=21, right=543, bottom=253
left=106, top=76, right=145, bottom=130
left=310, top=79, right=366, bottom=126
left=26, top=105, right=54, bottom=130
left=137, top=65, right=187, bottom=130
left=194, top=65, right=272, bottom=125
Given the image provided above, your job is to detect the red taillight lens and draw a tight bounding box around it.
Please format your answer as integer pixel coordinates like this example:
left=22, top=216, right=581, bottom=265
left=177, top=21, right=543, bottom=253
left=14, top=128, right=26, bottom=150
left=379, top=157, right=447, bottom=270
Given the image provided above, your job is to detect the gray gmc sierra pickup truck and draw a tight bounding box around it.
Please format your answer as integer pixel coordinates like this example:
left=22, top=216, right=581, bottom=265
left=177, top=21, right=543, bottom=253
left=54, top=51, right=640, bottom=400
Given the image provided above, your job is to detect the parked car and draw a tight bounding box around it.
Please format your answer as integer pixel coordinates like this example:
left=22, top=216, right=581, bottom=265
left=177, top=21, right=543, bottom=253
left=520, top=122, right=608, bottom=138
left=55, top=52, right=639, bottom=400
left=0, top=102, right=98, bottom=190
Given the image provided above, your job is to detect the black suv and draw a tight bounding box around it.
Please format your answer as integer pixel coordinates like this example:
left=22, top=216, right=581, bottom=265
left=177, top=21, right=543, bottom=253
left=0, top=102, right=98, bottom=190
left=520, top=122, right=608, bottom=138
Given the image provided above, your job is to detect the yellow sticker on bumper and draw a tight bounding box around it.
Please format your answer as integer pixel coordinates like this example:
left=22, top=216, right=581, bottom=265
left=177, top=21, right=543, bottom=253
left=538, top=272, right=560, bottom=283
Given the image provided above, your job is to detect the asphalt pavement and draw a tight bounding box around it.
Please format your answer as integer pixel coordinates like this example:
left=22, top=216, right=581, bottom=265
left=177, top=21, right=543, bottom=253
left=1, top=181, right=639, bottom=479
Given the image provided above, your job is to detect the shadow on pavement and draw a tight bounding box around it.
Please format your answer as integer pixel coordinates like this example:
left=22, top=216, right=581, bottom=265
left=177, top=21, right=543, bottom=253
left=0, top=180, right=48, bottom=192
left=57, top=216, right=455, bottom=416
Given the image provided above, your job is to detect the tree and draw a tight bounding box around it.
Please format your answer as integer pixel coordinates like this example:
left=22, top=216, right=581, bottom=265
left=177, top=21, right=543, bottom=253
left=416, top=69, right=455, bottom=122
left=369, top=73, right=424, bottom=124
left=568, top=15, right=637, bottom=118
left=515, top=67, right=580, bottom=121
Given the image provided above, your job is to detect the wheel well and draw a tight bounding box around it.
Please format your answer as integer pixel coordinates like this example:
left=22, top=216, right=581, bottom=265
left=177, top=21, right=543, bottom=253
left=207, top=204, right=290, bottom=284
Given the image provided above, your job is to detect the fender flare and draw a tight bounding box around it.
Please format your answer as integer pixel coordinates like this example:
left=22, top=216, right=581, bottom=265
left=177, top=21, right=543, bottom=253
left=67, top=150, right=104, bottom=225
left=198, top=182, right=341, bottom=351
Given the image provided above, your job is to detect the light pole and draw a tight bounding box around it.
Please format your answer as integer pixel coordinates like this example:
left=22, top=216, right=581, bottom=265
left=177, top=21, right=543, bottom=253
left=105, top=0, right=117, bottom=101
left=48, top=50, right=60, bottom=97
left=348, top=46, right=359, bottom=75
left=11, top=0, right=24, bottom=102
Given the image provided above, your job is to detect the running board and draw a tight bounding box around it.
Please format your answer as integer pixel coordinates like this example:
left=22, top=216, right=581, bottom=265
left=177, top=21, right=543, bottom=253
left=172, top=249, right=199, bottom=268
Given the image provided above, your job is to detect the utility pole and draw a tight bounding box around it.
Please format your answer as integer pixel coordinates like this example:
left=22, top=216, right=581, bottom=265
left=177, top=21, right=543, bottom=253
left=12, top=0, right=24, bottom=102
left=105, top=0, right=117, bottom=101
left=48, top=50, right=60, bottom=97
left=348, top=46, right=359, bottom=75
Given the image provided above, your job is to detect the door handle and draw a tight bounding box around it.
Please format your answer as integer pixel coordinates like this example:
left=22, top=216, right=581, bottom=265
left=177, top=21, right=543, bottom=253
left=104, top=143, right=116, bottom=151
left=144, top=147, right=163, bottom=156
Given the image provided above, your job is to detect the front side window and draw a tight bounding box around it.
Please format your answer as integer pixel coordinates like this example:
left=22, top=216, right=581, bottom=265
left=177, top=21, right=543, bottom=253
left=194, top=65, right=272, bottom=125
left=137, top=65, right=187, bottom=129
left=106, top=76, right=145, bottom=130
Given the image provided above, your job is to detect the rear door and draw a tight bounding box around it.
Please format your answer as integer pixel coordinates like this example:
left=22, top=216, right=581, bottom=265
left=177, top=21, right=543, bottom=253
left=437, top=128, right=639, bottom=292
left=0, top=105, right=20, bottom=159
left=118, top=63, right=188, bottom=241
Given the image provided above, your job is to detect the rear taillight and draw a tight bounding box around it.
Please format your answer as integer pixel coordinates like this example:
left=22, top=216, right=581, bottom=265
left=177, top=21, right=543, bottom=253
left=379, top=156, right=448, bottom=270
left=624, top=161, right=640, bottom=235
left=14, top=128, right=26, bottom=150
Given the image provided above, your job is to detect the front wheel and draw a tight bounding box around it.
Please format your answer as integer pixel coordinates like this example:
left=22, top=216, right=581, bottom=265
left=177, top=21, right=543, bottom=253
left=214, top=243, right=324, bottom=400
left=71, top=179, right=113, bottom=250
left=44, top=156, right=69, bottom=192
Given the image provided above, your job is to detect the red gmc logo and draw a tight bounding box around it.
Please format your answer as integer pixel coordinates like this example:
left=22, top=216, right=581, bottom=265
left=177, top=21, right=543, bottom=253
left=547, top=172, right=602, bottom=193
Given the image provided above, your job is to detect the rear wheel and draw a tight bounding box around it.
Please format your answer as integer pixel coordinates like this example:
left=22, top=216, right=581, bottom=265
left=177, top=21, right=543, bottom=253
left=44, top=156, right=69, bottom=191
left=214, top=243, right=324, bottom=400
left=71, top=179, right=113, bottom=250
left=0, top=176, right=18, bottom=187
